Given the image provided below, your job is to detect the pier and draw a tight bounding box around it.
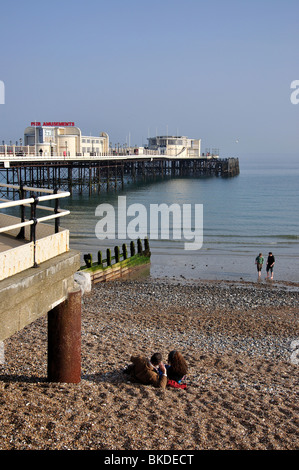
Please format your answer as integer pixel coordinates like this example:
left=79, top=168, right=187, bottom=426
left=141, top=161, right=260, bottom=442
left=0, top=151, right=240, bottom=196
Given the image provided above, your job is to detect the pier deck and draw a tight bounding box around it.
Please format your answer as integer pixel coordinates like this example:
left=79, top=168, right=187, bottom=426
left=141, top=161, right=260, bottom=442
left=0, top=233, right=27, bottom=252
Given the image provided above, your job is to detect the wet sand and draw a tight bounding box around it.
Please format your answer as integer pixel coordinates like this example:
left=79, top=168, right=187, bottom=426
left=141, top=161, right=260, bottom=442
left=150, top=251, right=299, bottom=284
left=0, top=277, right=298, bottom=451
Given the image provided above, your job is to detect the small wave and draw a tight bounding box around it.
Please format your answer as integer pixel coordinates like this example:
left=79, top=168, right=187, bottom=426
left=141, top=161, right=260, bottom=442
left=204, top=233, right=299, bottom=240
left=271, top=234, right=299, bottom=240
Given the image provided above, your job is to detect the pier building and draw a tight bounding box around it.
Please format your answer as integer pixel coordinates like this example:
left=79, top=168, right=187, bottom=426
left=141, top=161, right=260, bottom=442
left=147, top=135, right=202, bottom=158
left=23, top=122, right=109, bottom=157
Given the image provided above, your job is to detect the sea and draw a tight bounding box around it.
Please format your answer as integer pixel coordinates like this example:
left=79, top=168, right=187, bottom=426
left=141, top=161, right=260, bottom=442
left=60, top=155, right=299, bottom=283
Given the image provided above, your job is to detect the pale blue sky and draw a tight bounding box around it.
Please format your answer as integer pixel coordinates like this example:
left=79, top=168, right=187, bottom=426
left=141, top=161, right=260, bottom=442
left=1, top=0, right=299, bottom=159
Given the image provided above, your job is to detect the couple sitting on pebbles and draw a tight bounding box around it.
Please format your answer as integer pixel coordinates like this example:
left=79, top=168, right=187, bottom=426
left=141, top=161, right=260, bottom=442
left=124, top=350, right=188, bottom=390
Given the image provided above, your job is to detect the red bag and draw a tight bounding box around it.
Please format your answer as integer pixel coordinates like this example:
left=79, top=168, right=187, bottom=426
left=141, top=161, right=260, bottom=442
left=167, top=379, right=187, bottom=389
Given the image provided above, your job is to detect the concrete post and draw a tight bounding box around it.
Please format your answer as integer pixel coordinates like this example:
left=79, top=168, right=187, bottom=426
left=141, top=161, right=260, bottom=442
left=47, top=287, right=81, bottom=383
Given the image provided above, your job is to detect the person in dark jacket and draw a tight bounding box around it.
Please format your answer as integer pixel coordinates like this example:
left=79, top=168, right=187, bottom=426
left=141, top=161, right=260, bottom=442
left=266, top=252, right=275, bottom=280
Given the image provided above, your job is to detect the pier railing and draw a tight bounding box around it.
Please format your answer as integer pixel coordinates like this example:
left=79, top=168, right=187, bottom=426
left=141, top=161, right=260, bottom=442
left=0, top=145, right=216, bottom=160
left=0, top=183, right=70, bottom=278
left=0, top=145, right=159, bottom=158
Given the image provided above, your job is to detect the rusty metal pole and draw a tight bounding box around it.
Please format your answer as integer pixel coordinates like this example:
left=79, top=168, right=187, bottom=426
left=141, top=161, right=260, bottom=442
left=47, top=287, right=82, bottom=383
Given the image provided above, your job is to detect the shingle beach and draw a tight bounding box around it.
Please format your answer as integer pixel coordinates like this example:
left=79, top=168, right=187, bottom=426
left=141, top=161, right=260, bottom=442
left=0, top=277, right=298, bottom=450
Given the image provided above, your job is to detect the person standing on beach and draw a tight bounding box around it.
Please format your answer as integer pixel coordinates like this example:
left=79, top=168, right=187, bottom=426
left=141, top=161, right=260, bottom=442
left=266, top=252, right=275, bottom=279
left=255, top=253, right=264, bottom=278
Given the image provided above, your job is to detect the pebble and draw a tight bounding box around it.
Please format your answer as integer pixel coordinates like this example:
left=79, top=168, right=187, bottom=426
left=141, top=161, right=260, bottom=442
left=85, top=277, right=299, bottom=361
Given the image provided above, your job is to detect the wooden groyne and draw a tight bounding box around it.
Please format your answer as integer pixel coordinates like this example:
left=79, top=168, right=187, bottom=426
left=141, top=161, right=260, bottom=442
left=0, top=156, right=239, bottom=196
left=80, top=237, right=151, bottom=284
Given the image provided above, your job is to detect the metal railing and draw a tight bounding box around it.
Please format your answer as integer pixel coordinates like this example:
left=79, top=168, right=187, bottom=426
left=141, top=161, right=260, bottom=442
left=0, top=145, right=158, bottom=158
left=0, top=145, right=205, bottom=159
left=0, top=183, right=70, bottom=267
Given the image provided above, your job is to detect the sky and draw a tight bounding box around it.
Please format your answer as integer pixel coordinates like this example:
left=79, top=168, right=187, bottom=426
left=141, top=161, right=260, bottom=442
left=0, top=0, right=299, bottom=159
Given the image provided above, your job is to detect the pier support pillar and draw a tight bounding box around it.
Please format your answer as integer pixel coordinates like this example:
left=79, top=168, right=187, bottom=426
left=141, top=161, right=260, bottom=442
left=47, top=287, right=82, bottom=384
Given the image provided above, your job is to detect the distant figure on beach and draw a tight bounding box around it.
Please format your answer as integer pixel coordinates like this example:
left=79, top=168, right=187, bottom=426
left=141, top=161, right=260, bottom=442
left=266, top=252, right=275, bottom=280
left=166, top=350, right=188, bottom=388
left=124, top=352, right=167, bottom=388
left=255, top=253, right=264, bottom=278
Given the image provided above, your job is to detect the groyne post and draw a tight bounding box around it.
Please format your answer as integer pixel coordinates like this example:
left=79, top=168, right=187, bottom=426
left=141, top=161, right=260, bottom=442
left=114, top=245, right=120, bottom=263
left=106, top=248, right=111, bottom=266
left=47, top=287, right=82, bottom=384
left=122, top=243, right=128, bottom=259
left=130, top=240, right=135, bottom=256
